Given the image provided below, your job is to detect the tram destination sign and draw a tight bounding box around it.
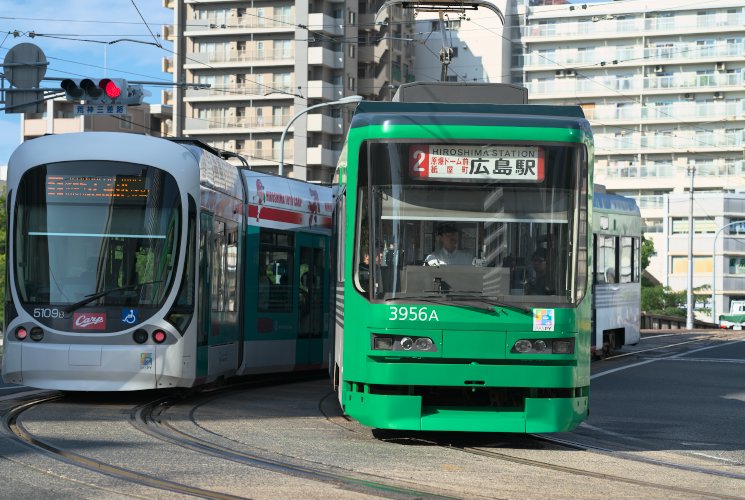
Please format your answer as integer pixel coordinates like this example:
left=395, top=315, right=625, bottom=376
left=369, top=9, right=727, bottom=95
left=47, top=175, right=149, bottom=202
left=409, top=144, right=544, bottom=181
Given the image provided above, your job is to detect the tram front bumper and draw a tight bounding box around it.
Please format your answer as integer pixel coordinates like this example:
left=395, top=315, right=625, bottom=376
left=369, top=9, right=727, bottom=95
left=2, top=342, right=182, bottom=391
left=342, top=360, right=589, bottom=432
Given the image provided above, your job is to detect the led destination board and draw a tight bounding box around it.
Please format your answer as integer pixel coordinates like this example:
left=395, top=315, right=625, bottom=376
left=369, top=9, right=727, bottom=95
left=409, top=144, right=545, bottom=182
left=46, top=175, right=149, bottom=201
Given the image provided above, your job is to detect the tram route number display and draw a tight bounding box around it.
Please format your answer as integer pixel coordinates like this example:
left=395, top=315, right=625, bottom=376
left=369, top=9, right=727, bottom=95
left=409, top=144, right=544, bottom=182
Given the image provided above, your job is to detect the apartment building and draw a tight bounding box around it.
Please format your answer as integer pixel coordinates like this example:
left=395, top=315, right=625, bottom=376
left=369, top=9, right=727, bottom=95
left=509, top=0, right=745, bottom=320
left=413, top=0, right=508, bottom=84
left=158, top=0, right=745, bottom=319
left=163, top=0, right=415, bottom=182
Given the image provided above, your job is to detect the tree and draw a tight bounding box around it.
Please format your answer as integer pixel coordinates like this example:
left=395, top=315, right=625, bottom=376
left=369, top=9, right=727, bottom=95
left=638, top=234, right=710, bottom=317
left=642, top=285, right=686, bottom=317
left=641, top=235, right=654, bottom=271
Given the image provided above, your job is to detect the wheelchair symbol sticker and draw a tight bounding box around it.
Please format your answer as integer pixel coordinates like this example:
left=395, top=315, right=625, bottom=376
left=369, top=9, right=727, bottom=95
left=122, top=309, right=138, bottom=324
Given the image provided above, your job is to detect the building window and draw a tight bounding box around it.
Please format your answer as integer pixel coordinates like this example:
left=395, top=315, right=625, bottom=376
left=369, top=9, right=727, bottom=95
left=672, top=256, right=712, bottom=274
left=348, top=76, right=356, bottom=91
left=642, top=218, right=663, bottom=233
left=119, top=115, right=133, bottom=130
left=728, top=219, right=745, bottom=235
left=671, top=217, right=716, bottom=234
left=729, top=258, right=745, bottom=275
left=349, top=44, right=356, bottom=59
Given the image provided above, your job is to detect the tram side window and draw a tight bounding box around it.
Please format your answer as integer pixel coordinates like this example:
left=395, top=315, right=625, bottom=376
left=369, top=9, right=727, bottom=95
left=595, top=235, right=617, bottom=284
left=258, top=230, right=294, bottom=312
left=619, top=236, right=633, bottom=284
left=209, top=219, right=239, bottom=314
left=633, top=237, right=640, bottom=283
left=211, top=220, right=226, bottom=312
left=226, top=225, right=238, bottom=312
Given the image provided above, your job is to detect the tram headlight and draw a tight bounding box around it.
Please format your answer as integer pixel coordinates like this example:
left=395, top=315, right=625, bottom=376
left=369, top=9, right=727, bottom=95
left=511, top=338, right=575, bottom=355
left=552, top=340, right=574, bottom=354
left=372, top=335, right=394, bottom=350
left=514, top=339, right=533, bottom=353
left=29, top=327, right=44, bottom=342
left=133, top=329, right=148, bottom=344
left=414, top=337, right=434, bottom=351
left=14, top=327, right=28, bottom=341
left=372, top=334, right=438, bottom=352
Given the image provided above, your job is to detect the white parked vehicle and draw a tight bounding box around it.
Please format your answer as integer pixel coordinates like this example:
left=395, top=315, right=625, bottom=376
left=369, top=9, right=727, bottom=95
left=719, top=300, right=745, bottom=330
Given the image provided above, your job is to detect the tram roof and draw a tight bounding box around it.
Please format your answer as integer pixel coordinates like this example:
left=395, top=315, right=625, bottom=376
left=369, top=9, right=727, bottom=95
left=350, top=101, right=589, bottom=130
left=593, top=191, right=641, bottom=215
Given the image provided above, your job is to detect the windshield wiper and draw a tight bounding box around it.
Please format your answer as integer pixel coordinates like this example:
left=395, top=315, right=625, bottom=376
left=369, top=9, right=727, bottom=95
left=64, top=280, right=162, bottom=314
left=445, top=292, right=531, bottom=314
left=384, top=291, right=530, bottom=314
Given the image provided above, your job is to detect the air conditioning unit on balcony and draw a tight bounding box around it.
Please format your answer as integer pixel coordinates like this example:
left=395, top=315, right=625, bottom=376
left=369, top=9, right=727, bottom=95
left=714, top=91, right=724, bottom=100
left=654, top=65, right=664, bottom=73
left=684, top=93, right=695, bottom=100
left=566, top=69, right=576, bottom=77
left=555, top=70, right=565, bottom=78
left=715, top=62, right=726, bottom=71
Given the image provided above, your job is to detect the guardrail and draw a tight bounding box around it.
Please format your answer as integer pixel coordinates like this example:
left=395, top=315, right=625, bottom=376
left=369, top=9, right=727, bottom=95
left=641, top=313, right=718, bottom=330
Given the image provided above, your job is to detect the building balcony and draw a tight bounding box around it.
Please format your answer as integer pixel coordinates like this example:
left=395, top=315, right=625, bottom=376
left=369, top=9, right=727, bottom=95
left=308, top=13, right=343, bottom=37
left=307, top=81, right=343, bottom=101
left=162, top=57, right=173, bottom=74
left=521, top=42, right=745, bottom=70
left=517, top=12, right=745, bottom=43
left=591, top=100, right=745, bottom=125
left=595, top=130, right=745, bottom=155
left=307, top=114, right=343, bottom=135
left=308, top=47, right=343, bottom=69
left=162, top=24, right=175, bottom=42
left=183, top=84, right=297, bottom=101
left=183, top=116, right=287, bottom=133
left=184, top=17, right=295, bottom=34
left=306, top=145, right=340, bottom=166
left=524, top=71, right=745, bottom=99
left=184, top=49, right=294, bottom=68
left=161, top=89, right=173, bottom=106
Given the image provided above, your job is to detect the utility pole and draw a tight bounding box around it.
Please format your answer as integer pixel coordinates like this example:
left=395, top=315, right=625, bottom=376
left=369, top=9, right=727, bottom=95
left=686, top=164, right=696, bottom=329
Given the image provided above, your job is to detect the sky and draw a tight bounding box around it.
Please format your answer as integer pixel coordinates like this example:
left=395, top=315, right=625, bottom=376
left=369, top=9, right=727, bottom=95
left=0, top=0, right=173, bottom=168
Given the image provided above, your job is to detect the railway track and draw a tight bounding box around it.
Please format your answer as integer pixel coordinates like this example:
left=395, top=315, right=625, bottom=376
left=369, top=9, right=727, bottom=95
left=1, top=386, right=467, bottom=500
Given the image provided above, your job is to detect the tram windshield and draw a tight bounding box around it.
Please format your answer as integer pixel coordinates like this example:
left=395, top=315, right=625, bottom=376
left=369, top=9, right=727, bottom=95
left=354, top=141, right=588, bottom=306
left=14, top=162, right=182, bottom=315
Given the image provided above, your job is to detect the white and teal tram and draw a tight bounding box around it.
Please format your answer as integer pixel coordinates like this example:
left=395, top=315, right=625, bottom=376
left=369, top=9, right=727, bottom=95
left=2, top=132, right=333, bottom=390
left=592, top=190, right=642, bottom=357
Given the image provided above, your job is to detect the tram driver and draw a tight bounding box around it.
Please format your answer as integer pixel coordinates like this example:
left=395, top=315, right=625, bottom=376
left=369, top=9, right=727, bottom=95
left=425, top=223, right=476, bottom=266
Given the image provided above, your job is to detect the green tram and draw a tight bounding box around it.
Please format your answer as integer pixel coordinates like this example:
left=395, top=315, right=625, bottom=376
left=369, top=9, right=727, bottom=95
left=331, top=84, right=594, bottom=432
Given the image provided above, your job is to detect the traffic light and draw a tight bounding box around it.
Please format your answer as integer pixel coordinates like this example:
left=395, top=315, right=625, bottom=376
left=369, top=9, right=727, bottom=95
left=60, top=78, right=144, bottom=105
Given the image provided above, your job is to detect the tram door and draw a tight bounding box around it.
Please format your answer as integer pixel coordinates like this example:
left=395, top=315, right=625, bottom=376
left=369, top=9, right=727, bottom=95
left=296, top=234, right=327, bottom=368
left=197, top=212, right=241, bottom=380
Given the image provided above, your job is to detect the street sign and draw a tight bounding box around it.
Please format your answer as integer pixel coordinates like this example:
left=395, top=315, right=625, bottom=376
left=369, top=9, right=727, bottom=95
left=3, top=43, right=48, bottom=113
left=74, top=104, right=129, bottom=115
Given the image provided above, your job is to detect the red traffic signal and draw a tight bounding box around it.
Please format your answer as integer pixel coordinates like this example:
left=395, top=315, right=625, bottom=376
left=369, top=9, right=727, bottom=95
left=99, top=78, right=122, bottom=99
left=60, top=77, right=143, bottom=105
